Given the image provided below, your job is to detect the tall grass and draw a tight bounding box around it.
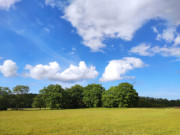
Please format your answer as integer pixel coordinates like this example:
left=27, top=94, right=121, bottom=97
left=0, top=108, right=179, bottom=135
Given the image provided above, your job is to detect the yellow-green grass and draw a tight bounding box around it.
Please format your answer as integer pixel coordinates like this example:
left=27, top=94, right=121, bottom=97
left=0, top=108, right=180, bottom=135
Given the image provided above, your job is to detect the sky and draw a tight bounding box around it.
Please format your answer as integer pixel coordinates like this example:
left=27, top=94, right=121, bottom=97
left=0, top=0, right=180, bottom=99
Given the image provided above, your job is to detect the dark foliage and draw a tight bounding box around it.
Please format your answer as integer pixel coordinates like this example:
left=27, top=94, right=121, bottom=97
left=138, top=97, right=180, bottom=107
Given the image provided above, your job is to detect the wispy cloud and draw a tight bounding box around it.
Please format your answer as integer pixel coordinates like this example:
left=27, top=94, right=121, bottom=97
left=0, top=0, right=21, bottom=10
left=0, top=56, right=4, bottom=60
left=152, top=26, right=180, bottom=46
left=43, top=27, right=50, bottom=33
left=14, top=28, right=74, bottom=65
left=45, top=0, right=68, bottom=10
left=129, top=43, right=153, bottom=56
left=156, top=27, right=176, bottom=43
left=130, top=43, right=180, bottom=58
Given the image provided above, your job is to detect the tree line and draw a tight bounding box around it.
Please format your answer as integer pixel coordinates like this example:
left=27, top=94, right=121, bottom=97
left=0, top=83, right=180, bottom=110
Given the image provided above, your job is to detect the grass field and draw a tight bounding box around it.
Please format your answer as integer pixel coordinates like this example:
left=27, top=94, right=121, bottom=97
left=0, top=108, right=180, bottom=135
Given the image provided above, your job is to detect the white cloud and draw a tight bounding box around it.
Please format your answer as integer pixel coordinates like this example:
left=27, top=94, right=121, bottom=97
left=100, top=57, right=145, bottom=82
left=45, top=0, right=56, bottom=7
left=25, top=61, right=98, bottom=82
left=63, top=0, right=180, bottom=51
left=152, top=26, right=159, bottom=33
left=130, top=43, right=180, bottom=57
left=156, top=27, right=176, bottom=42
left=153, top=26, right=180, bottom=46
left=129, top=43, right=153, bottom=56
left=0, top=60, right=18, bottom=77
left=151, top=46, right=180, bottom=57
left=0, top=0, right=21, bottom=10
left=57, top=80, right=87, bottom=89
left=174, top=35, right=180, bottom=46
left=45, top=0, right=67, bottom=10
left=25, top=61, right=60, bottom=80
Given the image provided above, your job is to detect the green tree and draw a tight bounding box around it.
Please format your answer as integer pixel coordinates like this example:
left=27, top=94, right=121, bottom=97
left=66, top=85, right=84, bottom=108
left=102, top=83, right=139, bottom=107
left=83, top=84, right=105, bottom=107
left=114, top=83, right=138, bottom=107
left=12, top=85, right=29, bottom=110
left=40, top=84, right=66, bottom=109
left=0, top=87, right=11, bottom=110
left=32, top=94, right=45, bottom=109
left=23, top=94, right=37, bottom=108
left=102, top=87, right=116, bottom=107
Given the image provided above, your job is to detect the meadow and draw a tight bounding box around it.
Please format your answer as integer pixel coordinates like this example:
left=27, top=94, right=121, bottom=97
left=0, top=108, right=180, bottom=135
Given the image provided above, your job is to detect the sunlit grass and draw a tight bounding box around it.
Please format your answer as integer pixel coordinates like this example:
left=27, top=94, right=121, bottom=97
left=0, top=108, right=180, bottom=135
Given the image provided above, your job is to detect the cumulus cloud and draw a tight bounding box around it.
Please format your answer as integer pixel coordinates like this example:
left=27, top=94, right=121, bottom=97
left=25, top=61, right=60, bottom=80
left=0, top=60, right=18, bottom=77
left=130, top=43, right=180, bottom=57
left=25, top=61, right=98, bottom=82
left=100, top=57, right=145, bottom=82
left=0, top=0, right=21, bottom=10
left=63, top=0, right=180, bottom=51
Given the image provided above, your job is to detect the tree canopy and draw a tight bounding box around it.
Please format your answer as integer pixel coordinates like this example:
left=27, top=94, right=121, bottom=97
left=12, top=85, right=30, bottom=110
left=0, top=87, right=11, bottom=110
left=39, top=84, right=67, bottom=109
left=66, top=85, right=84, bottom=108
left=102, top=83, right=138, bottom=107
left=83, top=84, right=105, bottom=107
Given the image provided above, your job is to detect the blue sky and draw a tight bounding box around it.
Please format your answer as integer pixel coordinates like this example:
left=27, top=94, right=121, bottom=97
left=0, top=0, right=180, bottom=99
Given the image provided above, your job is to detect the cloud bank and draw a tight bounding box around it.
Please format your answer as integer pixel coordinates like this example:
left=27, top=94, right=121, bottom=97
left=63, top=0, right=180, bottom=51
left=25, top=61, right=98, bottom=82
